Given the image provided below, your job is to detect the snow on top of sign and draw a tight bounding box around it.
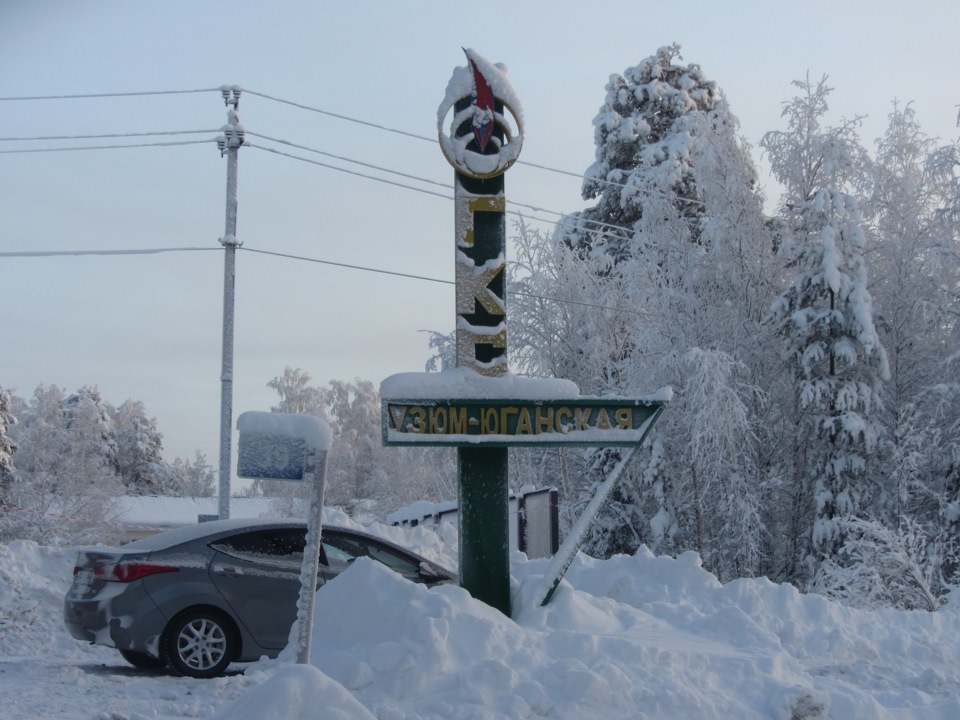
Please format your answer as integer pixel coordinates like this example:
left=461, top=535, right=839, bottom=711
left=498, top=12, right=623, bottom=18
left=380, top=368, right=581, bottom=400
left=237, top=411, right=332, bottom=451
left=639, top=386, right=674, bottom=403
left=381, top=368, right=673, bottom=405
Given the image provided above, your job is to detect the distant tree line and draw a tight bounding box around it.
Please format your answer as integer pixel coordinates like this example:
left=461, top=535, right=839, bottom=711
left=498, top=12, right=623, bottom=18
left=0, top=385, right=215, bottom=543
left=0, top=375, right=455, bottom=545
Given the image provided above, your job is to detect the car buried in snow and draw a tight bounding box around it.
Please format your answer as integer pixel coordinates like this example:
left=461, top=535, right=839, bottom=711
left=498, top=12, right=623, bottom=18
left=63, top=518, right=455, bottom=678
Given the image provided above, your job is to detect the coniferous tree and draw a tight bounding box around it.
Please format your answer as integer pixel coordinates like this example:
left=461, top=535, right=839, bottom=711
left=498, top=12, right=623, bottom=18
left=767, top=187, right=889, bottom=583
left=562, top=43, right=719, bottom=262
left=513, top=46, right=772, bottom=576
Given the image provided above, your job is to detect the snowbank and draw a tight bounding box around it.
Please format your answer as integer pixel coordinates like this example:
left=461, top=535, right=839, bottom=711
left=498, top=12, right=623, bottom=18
left=228, top=546, right=959, bottom=719
left=2, top=525, right=959, bottom=719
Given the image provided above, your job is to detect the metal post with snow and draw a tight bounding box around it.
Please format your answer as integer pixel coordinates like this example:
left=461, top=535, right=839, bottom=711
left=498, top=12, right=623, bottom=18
left=236, top=411, right=332, bottom=665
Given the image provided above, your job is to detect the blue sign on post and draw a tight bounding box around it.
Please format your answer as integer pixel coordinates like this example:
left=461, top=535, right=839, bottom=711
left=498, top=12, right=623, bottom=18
left=237, top=433, right=307, bottom=480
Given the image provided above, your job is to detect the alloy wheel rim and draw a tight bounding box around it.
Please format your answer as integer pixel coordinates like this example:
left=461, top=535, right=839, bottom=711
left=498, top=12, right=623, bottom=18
left=177, top=618, right=227, bottom=670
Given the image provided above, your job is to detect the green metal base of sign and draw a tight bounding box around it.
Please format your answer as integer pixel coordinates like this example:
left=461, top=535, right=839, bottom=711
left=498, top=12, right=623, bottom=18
left=458, top=446, right=511, bottom=615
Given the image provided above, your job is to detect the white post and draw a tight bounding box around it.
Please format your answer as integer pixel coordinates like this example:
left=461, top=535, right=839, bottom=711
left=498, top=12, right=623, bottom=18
left=296, top=450, right=329, bottom=665
left=217, top=86, right=244, bottom=521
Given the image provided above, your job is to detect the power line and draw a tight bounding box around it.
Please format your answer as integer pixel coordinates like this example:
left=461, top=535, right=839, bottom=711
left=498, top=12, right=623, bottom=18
left=2, top=243, right=653, bottom=317
left=0, top=247, right=218, bottom=258
left=246, top=137, right=639, bottom=245
left=245, top=87, right=706, bottom=208
left=1, top=85, right=706, bottom=210
left=246, top=142, right=456, bottom=203
left=0, top=138, right=216, bottom=154
left=0, top=85, right=703, bottom=245
left=246, top=131, right=451, bottom=191
left=243, top=89, right=433, bottom=144
left=0, top=88, right=221, bottom=101
left=241, top=246, right=654, bottom=317
left=242, top=247, right=453, bottom=285
left=0, top=129, right=219, bottom=142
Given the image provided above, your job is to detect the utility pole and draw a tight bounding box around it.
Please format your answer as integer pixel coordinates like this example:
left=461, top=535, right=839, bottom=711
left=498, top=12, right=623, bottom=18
left=216, top=86, right=244, bottom=520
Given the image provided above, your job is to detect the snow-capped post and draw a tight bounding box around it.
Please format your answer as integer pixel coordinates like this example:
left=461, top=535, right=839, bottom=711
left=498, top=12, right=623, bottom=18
left=381, top=50, right=668, bottom=616
left=216, top=86, right=244, bottom=521
left=236, top=411, right=332, bottom=666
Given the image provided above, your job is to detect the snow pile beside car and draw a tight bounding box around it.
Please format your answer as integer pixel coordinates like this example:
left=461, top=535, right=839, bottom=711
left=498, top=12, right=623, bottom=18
left=221, top=546, right=960, bottom=720
left=0, top=539, right=83, bottom=657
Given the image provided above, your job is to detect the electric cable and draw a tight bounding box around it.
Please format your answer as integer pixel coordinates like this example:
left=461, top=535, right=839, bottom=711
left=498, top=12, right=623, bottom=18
left=0, top=138, right=216, bottom=154
left=244, top=87, right=706, bottom=208
left=246, top=139, right=639, bottom=246
left=2, top=243, right=654, bottom=318
left=0, top=129, right=220, bottom=142
left=0, top=247, right=218, bottom=258
left=240, top=246, right=655, bottom=317
left=0, top=89, right=221, bottom=101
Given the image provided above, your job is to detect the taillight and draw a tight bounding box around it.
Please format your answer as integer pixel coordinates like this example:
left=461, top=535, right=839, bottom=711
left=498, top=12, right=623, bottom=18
left=85, top=562, right=179, bottom=582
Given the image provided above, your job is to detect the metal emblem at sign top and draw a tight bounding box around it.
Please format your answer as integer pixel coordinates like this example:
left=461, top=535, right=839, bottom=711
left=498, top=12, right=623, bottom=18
left=437, top=48, right=525, bottom=180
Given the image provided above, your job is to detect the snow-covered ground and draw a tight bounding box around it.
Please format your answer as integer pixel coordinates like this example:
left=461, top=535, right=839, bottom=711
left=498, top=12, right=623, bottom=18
left=2, top=519, right=959, bottom=719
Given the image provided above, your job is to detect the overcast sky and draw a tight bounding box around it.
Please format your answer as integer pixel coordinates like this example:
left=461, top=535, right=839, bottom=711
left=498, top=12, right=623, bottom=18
left=2, top=1, right=958, bottom=484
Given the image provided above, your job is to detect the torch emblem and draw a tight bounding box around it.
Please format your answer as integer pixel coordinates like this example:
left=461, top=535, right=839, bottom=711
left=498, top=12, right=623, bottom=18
left=438, top=48, right=524, bottom=179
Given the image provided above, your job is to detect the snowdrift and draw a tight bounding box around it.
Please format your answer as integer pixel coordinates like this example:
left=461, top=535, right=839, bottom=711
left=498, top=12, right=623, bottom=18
left=2, top=528, right=958, bottom=719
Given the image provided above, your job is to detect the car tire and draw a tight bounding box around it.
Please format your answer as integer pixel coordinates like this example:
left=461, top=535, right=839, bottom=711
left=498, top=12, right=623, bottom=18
left=118, top=648, right=167, bottom=670
left=164, top=608, right=238, bottom=679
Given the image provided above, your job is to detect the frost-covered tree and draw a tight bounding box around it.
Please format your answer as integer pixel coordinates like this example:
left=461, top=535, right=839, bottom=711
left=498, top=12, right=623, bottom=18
left=5, top=385, right=123, bottom=544
left=0, top=386, right=16, bottom=499
left=561, top=43, right=720, bottom=262
left=268, top=366, right=330, bottom=418
left=510, top=46, right=774, bottom=578
left=767, top=188, right=889, bottom=581
left=325, top=379, right=391, bottom=518
left=112, top=399, right=168, bottom=494
left=259, top=370, right=451, bottom=518
left=813, top=517, right=942, bottom=611
left=169, top=450, right=216, bottom=497
left=862, top=105, right=960, bottom=535
left=761, top=74, right=869, bottom=209
left=762, top=76, right=888, bottom=584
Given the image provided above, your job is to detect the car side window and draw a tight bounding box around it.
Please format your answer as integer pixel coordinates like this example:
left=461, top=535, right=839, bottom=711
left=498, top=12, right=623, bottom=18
left=322, top=532, right=420, bottom=576
left=212, top=529, right=327, bottom=565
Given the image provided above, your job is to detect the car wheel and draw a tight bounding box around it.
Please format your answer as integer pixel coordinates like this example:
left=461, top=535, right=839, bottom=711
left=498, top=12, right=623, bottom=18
left=164, top=608, right=237, bottom=678
left=118, top=648, right=167, bottom=670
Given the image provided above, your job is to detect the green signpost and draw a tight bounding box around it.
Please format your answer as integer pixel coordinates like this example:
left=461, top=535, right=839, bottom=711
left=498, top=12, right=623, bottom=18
left=382, top=50, right=668, bottom=615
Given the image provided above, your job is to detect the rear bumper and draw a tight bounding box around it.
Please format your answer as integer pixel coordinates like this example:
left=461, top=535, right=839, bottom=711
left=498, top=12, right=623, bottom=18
left=63, top=584, right=167, bottom=656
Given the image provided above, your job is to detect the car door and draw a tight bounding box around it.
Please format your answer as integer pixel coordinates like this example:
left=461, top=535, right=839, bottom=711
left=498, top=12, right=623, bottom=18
left=209, top=527, right=328, bottom=650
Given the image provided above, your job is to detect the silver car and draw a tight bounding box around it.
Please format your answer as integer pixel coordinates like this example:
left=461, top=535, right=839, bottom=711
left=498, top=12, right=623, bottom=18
left=63, top=518, right=455, bottom=678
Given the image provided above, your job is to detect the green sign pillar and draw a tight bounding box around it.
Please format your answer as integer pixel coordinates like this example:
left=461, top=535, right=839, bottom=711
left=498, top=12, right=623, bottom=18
left=437, top=50, right=524, bottom=615
left=458, top=445, right=510, bottom=612
left=380, top=50, right=667, bottom=616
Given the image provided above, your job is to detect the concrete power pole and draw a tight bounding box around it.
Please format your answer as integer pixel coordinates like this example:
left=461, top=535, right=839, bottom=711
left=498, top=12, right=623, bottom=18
left=216, top=86, right=244, bottom=520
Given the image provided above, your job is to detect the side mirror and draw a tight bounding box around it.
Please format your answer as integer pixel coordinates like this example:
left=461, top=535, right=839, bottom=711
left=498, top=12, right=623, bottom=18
left=418, top=561, right=446, bottom=583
